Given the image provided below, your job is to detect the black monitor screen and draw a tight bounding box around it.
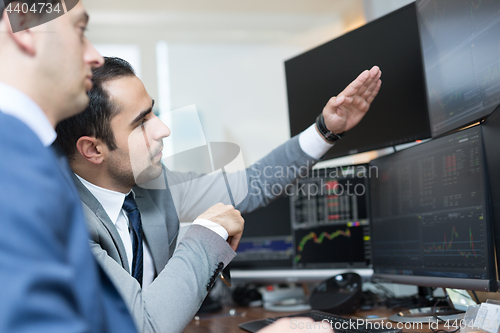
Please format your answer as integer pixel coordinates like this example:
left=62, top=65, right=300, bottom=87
left=231, top=196, right=293, bottom=270
left=286, top=3, right=430, bottom=159
left=417, top=0, right=500, bottom=137
left=482, top=105, right=500, bottom=284
left=370, top=126, right=496, bottom=291
left=290, top=166, right=372, bottom=269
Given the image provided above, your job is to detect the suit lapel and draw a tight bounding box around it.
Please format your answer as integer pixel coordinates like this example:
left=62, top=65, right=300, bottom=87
left=133, top=187, right=171, bottom=275
left=73, top=175, right=131, bottom=272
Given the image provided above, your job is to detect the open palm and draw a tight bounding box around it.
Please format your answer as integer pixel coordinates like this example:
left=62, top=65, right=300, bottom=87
left=323, top=66, right=382, bottom=135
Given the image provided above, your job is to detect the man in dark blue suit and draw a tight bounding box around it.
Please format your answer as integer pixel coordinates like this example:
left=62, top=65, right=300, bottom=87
left=0, top=1, right=335, bottom=333
left=0, top=1, right=138, bottom=332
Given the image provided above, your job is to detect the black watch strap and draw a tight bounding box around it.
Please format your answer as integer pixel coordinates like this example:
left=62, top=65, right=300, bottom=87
left=316, top=114, right=344, bottom=143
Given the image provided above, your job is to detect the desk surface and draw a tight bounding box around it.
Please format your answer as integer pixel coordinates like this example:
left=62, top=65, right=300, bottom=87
left=184, top=306, right=438, bottom=333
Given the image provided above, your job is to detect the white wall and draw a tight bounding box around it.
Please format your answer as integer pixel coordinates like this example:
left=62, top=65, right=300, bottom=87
left=165, top=43, right=303, bottom=165
left=85, top=4, right=364, bottom=166
left=93, top=44, right=142, bottom=79
left=363, top=0, right=415, bottom=22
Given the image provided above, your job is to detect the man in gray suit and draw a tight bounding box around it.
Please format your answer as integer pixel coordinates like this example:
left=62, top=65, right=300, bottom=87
left=55, top=57, right=381, bottom=333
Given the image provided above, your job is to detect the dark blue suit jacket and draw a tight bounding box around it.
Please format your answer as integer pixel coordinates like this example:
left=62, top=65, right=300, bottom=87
left=0, top=112, right=137, bottom=333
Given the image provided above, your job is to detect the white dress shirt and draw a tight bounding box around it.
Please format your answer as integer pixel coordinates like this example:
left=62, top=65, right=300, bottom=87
left=299, top=123, right=335, bottom=159
left=76, top=175, right=157, bottom=289
left=0, top=81, right=56, bottom=147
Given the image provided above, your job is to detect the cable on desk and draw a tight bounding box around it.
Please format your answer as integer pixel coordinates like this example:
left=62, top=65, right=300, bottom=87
left=430, top=299, right=460, bottom=333
left=471, top=290, right=480, bottom=304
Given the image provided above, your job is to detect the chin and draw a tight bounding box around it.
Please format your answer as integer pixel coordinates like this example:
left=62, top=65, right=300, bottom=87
left=58, top=97, right=89, bottom=123
left=135, top=165, right=163, bottom=185
left=71, top=94, right=90, bottom=116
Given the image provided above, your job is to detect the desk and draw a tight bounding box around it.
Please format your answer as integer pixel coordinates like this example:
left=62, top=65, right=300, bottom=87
left=184, top=306, right=436, bottom=333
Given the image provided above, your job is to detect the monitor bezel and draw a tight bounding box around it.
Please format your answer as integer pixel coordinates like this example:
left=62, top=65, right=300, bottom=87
left=415, top=0, right=500, bottom=138
left=285, top=2, right=431, bottom=159
left=231, top=268, right=373, bottom=284
left=370, top=126, right=498, bottom=292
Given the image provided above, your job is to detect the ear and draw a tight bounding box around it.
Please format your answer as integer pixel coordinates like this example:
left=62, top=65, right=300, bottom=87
left=76, top=136, right=105, bottom=165
left=3, top=9, right=36, bottom=56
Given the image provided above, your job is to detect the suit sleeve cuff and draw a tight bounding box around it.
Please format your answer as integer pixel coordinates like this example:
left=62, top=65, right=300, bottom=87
left=298, top=124, right=334, bottom=159
left=193, top=219, right=229, bottom=240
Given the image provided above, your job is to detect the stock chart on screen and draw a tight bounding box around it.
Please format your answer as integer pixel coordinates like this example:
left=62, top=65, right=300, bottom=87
left=290, top=166, right=372, bottom=269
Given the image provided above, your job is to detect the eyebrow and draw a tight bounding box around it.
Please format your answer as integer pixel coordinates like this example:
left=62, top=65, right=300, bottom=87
left=130, top=99, right=155, bottom=126
left=72, top=11, right=89, bottom=26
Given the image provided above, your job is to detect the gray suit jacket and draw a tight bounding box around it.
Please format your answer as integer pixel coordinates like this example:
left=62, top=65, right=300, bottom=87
left=75, top=136, right=319, bottom=333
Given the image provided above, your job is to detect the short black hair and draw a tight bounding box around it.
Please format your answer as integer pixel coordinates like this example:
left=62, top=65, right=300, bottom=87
left=55, top=57, right=136, bottom=159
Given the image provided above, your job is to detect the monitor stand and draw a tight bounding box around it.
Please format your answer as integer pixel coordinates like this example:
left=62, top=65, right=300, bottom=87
left=388, top=287, right=465, bottom=323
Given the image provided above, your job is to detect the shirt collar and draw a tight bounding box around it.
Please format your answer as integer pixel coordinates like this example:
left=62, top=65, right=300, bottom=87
left=76, top=174, right=134, bottom=225
left=0, top=81, right=56, bottom=147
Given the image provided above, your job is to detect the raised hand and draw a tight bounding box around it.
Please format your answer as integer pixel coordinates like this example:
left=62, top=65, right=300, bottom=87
left=321, top=66, right=382, bottom=136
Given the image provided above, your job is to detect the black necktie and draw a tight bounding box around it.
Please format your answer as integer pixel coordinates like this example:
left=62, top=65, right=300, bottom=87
left=122, top=193, right=143, bottom=286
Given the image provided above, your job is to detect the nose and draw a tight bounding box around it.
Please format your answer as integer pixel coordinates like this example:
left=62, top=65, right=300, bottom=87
left=84, top=38, right=105, bottom=69
left=151, top=115, right=171, bottom=142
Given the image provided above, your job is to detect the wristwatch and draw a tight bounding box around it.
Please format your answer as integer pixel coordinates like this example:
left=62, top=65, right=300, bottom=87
left=316, top=114, right=344, bottom=143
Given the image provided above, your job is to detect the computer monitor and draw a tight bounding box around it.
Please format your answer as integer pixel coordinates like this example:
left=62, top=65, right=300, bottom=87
left=290, top=166, right=372, bottom=270
left=416, top=0, right=500, bottom=137
left=285, top=3, right=430, bottom=160
left=231, top=165, right=373, bottom=283
left=370, top=126, right=497, bottom=291
left=481, top=105, right=500, bottom=286
left=231, top=196, right=293, bottom=271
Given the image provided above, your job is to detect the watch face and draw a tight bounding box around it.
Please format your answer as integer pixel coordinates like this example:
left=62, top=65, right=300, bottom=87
left=220, top=266, right=231, bottom=287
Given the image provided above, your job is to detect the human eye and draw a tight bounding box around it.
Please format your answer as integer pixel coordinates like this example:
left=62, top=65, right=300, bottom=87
left=77, top=24, right=88, bottom=40
left=142, top=112, right=154, bottom=124
left=138, top=117, right=149, bottom=129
